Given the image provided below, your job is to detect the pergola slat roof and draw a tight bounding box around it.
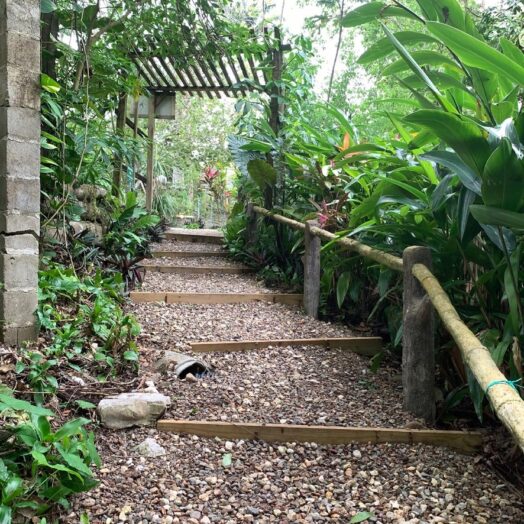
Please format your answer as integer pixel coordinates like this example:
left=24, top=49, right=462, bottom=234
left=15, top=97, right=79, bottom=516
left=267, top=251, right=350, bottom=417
left=130, top=38, right=271, bottom=99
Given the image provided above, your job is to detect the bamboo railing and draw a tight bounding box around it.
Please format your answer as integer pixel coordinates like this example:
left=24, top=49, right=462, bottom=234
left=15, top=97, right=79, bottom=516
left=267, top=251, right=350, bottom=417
left=249, top=204, right=524, bottom=452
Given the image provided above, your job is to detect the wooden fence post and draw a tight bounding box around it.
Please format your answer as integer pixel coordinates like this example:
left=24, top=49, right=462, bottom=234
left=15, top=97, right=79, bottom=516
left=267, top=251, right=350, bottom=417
left=245, top=203, right=257, bottom=247
left=146, top=94, right=156, bottom=212
left=402, top=246, right=435, bottom=423
left=304, top=220, right=321, bottom=319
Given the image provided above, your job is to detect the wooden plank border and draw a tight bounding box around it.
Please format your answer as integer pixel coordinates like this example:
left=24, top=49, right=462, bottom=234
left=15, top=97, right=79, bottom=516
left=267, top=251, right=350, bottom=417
left=152, top=251, right=229, bottom=258
left=130, top=292, right=303, bottom=306
left=164, top=233, right=224, bottom=244
left=142, top=265, right=255, bottom=275
left=191, top=337, right=382, bottom=356
left=157, top=420, right=483, bottom=454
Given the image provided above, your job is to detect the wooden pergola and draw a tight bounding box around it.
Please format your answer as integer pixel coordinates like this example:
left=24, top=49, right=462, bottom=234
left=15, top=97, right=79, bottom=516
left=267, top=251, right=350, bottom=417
left=114, top=30, right=289, bottom=210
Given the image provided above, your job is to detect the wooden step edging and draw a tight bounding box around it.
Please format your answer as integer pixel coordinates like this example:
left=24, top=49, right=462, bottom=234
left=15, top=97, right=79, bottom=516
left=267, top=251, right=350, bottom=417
left=164, top=229, right=224, bottom=245
left=191, top=337, right=382, bottom=356
left=130, top=292, right=303, bottom=306
left=152, top=251, right=229, bottom=258
left=142, top=265, right=255, bottom=275
left=157, top=420, right=483, bottom=454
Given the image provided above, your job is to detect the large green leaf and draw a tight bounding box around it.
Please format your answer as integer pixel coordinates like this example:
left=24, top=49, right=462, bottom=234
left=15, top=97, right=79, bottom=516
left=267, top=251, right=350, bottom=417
left=341, top=2, right=418, bottom=28
left=500, top=38, right=524, bottom=69
left=481, top=138, right=524, bottom=212
left=380, top=24, right=455, bottom=112
left=421, top=150, right=481, bottom=195
left=358, top=32, right=439, bottom=65
left=41, top=0, right=57, bottom=14
left=247, top=159, right=277, bottom=191
left=405, top=110, right=491, bottom=176
left=427, top=0, right=465, bottom=30
left=336, top=272, right=351, bottom=309
left=427, top=22, right=524, bottom=86
left=382, top=51, right=459, bottom=76
left=470, top=205, right=524, bottom=230
left=401, top=71, right=471, bottom=96
left=0, top=394, right=53, bottom=417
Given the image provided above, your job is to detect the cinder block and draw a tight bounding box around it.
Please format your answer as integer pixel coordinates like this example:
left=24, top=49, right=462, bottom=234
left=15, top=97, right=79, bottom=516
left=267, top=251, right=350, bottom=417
left=0, top=233, right=38, bottom=254
left=16, top=324, right=38, bottom=344
left=0, top=253, right=39, bottom=289
left=0, top=137, right=40, bottom=179
left=0, top=176, right=40, bottom=213
left=0, top=289, right=38, bottom=325
left=0, top=32, right=40, bottom=71
left=0, top=323, right=38, bottom=345
left=0, top=325, right=18, bottom=345
left=0, top=107, right=40, bottom=141
left=0, top=65, right=40, bottom=109
left=0, top=212, right=40, bottom=234
left=0, top=1, right=40, bottom=36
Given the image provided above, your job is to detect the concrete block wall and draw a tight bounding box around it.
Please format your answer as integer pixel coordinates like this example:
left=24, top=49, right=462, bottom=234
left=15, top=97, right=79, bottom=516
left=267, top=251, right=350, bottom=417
left=0, top=0, right=40, bottom=345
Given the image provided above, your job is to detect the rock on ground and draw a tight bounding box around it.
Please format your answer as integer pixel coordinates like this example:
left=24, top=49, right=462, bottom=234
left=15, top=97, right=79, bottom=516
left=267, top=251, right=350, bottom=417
left=97, top=392, right=170, bottom=429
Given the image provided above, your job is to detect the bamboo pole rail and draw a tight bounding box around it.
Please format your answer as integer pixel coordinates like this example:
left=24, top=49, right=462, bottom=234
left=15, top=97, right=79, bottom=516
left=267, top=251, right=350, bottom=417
left=250, top=204, right=524, bottom=451
left=253, top=205, right=305, bottom=231
left=413, top=263, right=524, bottom=452
left=252, top=206, right=403, bottom=271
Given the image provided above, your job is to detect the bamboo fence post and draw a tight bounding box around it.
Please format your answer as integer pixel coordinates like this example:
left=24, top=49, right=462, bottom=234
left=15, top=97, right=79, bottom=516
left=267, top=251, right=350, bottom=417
left=402, top=246, right=435, bottom=424
left=304, top=219, right=321, bottom=318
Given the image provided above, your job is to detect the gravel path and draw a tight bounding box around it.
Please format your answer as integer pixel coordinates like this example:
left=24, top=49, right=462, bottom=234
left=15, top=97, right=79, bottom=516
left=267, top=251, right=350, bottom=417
left=161, top=345, right=413, bottom=428
left=142, top=256, right=246, bottom=268
left=151, top=241, right=228, bottom=253
left=65, top=430, right=523, bottom=523
left=139, top=273, right=276, bottom=294
left=67, top=239, right=524, bottom=522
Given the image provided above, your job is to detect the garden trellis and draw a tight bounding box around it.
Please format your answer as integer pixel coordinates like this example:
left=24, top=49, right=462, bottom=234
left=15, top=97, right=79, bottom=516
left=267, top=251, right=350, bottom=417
left=121, top=29, right=289, bottom=211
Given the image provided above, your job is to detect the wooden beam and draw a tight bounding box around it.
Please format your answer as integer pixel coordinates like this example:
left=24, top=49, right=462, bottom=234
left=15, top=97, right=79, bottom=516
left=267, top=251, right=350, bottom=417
left=130, top=292, right=303, bottom=306
left=152, top=250, right=229, bottom=258
left=126, top=118, right=146, bottom=139
left=149, top=86, right=254, bottom=94
left=157, top=421, right=483, bottom=454
left=142, top=265, right=255, bottom=275
left=146, top=94, right=155, bottom=212
left=190, top=337, right=383, bottom=356
left=164, top=228, right=224, bottom=244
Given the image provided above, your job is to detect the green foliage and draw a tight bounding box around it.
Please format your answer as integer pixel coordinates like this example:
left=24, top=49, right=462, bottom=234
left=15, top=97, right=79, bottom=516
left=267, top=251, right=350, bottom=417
left=0, top=393, right=99, bottom=522
left=20, top=262, right=140, bottom=393
left=229, top=1, right=524, bottom=423
left=103, top=192, right=160, bottom=289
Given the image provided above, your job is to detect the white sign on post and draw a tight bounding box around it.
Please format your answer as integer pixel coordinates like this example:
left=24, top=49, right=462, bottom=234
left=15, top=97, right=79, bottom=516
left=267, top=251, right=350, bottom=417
left=128, top=95, right=176, bottom=120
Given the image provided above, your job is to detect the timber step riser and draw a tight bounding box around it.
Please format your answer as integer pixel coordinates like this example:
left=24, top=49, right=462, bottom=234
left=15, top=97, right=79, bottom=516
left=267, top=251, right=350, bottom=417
left=164, top=233, right=224, bottom=245
left=190, top=337, right=383, bottom=356
left=157, top=421, right=483, bottom=454
left=143, top=266, right=255, bottom=275
left=130, top=292, right=303, bottom=306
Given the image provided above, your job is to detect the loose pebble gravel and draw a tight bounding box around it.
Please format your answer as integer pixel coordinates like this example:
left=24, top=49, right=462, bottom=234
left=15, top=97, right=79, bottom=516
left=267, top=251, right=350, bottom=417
left=142, top=256, right=246, bottom=268
left=151, top=241, right=227, bottom=253
left=139, top=273, right=273, bottom=294
left=63, top=239, right=524, bottom=522
left=65, top=429, right=523, bottom=523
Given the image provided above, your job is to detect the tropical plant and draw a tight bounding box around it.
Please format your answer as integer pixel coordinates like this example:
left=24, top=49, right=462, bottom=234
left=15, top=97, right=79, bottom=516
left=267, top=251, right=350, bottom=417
left=0, top=393, right=99, bottom=523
